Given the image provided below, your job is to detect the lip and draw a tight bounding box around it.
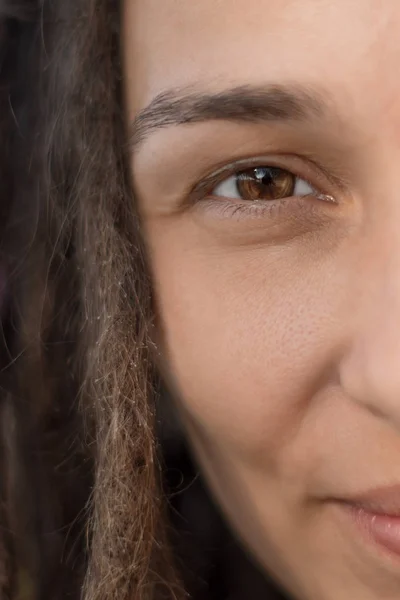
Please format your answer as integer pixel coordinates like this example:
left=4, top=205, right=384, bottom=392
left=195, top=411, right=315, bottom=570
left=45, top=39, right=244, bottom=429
left=341, top=484, right=400, bottom=516
left=335, top=485, right=400, bottom=560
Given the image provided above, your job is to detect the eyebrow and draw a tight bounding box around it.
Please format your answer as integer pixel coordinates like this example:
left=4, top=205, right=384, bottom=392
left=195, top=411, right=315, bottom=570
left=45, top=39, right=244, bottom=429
left=129, top=84, right=328, bottom=150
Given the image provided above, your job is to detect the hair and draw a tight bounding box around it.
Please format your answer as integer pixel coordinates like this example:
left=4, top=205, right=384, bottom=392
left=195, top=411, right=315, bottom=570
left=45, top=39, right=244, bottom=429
left=0, top=1, right=186, bottom=599
left=0, top=3, right=289, bottom=600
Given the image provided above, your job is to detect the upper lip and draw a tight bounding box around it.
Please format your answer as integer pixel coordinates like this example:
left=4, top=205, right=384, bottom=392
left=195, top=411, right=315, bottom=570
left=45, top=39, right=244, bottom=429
left=338, top=484, right=400, bottom=517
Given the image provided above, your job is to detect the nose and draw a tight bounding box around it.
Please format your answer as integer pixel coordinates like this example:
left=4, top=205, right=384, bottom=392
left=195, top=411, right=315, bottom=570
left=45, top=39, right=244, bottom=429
left=340, top=215, right=400, bottom=427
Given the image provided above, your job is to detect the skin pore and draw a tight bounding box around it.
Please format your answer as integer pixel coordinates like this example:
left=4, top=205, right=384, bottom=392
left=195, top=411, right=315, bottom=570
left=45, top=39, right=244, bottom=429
left=123, top=1, right=400, bottom=599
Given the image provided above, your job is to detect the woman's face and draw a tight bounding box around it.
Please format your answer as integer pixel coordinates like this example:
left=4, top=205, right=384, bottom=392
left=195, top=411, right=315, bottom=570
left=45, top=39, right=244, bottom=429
left=124, top=2, right=400, bottom=598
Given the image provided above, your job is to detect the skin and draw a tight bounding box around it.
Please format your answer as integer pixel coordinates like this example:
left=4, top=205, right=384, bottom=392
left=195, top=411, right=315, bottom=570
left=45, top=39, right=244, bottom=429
left=123, top=1, right=400, bottom=598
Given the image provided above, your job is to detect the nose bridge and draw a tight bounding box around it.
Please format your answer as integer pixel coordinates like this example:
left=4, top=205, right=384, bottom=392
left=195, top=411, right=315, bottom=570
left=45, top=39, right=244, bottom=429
left=340, top=213, right=400, bottom=422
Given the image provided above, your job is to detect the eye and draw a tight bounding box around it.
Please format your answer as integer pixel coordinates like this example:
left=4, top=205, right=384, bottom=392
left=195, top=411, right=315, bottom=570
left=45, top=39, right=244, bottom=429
left=212, top=166, right=316, bottom=202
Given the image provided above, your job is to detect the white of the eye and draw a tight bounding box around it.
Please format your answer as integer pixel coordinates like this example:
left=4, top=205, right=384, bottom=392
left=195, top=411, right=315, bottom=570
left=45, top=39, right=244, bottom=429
left=213, top=175, right=242, bottom=199
left=293, top=178, right=314, bottom=196
left=212, top=173, right=315, bottom=199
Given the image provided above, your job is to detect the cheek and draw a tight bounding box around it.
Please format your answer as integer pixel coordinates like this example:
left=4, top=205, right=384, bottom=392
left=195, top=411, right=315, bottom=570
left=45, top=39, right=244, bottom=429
left=148, top=219, right=349, bottom=461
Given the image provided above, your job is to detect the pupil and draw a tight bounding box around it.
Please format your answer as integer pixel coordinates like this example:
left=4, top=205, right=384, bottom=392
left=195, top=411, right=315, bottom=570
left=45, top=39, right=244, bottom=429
left=254, top=167, right=275, bottom=185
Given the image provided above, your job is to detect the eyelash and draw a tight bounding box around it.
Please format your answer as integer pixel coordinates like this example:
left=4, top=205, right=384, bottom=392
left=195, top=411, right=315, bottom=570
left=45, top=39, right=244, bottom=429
left=190, top=159, right=337, bottom=220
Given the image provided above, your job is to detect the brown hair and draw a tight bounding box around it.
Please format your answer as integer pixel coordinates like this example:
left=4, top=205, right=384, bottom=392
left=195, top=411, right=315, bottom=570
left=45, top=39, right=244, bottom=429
left=0, top=1, right=185, bottom=599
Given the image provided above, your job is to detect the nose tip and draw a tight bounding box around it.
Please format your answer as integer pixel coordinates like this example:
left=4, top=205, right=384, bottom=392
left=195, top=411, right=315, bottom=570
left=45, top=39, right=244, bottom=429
left=340, top=330, right=400, bottom=423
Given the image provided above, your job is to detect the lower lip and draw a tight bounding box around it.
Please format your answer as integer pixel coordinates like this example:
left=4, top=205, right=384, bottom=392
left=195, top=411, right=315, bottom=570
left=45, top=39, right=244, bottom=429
left=346, top=504, right=400, bottom=558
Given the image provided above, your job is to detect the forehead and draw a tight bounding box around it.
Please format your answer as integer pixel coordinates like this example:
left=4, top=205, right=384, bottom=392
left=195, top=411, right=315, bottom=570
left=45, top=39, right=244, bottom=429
left=123, top=0, right=400, bottom=110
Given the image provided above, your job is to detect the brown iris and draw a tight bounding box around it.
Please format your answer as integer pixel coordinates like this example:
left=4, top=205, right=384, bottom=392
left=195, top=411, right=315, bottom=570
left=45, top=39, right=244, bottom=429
left=236, top=167, right=295, bottom=201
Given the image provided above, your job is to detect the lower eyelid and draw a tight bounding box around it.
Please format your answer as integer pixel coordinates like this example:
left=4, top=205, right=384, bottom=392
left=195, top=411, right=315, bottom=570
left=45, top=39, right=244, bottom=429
left=198, top=195, right=300, bottom=219
left=184, top=199, right=340, bottom=258
left=195, top=190, right=338, bottom=221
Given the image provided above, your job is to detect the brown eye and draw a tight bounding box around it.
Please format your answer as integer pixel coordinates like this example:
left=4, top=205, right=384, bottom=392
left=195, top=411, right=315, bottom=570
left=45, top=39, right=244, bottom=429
left=237, top=167, right=295, bottom=201
left=212, top=166, right=315, bottom=202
